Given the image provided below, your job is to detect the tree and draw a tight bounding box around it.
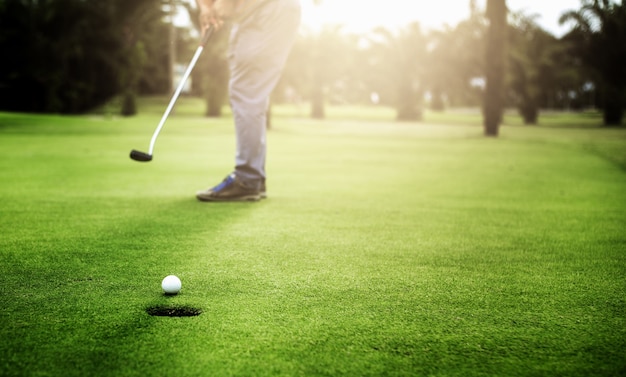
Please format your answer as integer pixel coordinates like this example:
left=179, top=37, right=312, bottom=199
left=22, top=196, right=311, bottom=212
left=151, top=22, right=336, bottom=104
left=0, top=0, right=166, bottom=114
left=560, top=0, right=626, bottom=125
left=119, top=0, right=164, bottom=116
left=200, top=28, right=230, bottom=117
left=370, top=23, right=429, bottom=121
left=184, top=2, right=231, bottom=117
left=283, top=25, right=352, bottom=119
left=427, top=2, right=487, bottom=110
left=426, top=27, right=454, bottom=112
left=508, top=12, right=563, bottom=124
left=484, top=0, right=508, bottom=136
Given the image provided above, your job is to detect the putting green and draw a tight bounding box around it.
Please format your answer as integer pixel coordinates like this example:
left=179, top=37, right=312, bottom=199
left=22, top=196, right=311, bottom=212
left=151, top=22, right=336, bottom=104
left=0, top=105, right=624, bottom=376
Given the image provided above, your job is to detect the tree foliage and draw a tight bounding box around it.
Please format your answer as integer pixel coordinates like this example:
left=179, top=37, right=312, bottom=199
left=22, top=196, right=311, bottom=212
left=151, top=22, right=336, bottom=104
left=1, top=0, right=621, bottom=128
left=0, top=0, right=167, bottom=114
left=560, top=0, right=626, bottom=125
left=428, top=10, right=486, bottom=109
left=283, top=25, right=356, bottom=119
left=508, top=12, right=570, bottom=124
left=369, top=23, right=429, bottom=121
left=183, top=2, right=230, bottom=117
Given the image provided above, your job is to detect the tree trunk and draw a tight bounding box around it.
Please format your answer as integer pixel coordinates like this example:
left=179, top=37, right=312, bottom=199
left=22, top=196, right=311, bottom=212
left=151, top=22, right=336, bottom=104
left=603, top=86, right=624, bottom=126
left=311, top=82, right=325, bottom=119
left=168, top=0, right=176, bottom=94
left=205, top=90, right=222, bottom=117
left=519, top=97, right=539, bottom=125
left=396, top=83, right=422, bottom=121
left=121, top=90, right=137, bottom=116
left=483, top=0, right=507, bottom=137
left=203, top=53, right=229, bottom=117
left=430, top=87, right=445, bottom=112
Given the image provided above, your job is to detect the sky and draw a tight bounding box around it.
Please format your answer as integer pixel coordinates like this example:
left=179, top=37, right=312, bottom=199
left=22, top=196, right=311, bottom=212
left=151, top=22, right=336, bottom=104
left=299, top=0, right=582, bottom=36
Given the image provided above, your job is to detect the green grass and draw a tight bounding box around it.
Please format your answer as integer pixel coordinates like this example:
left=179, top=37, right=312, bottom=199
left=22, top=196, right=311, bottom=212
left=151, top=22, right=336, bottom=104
left=0, top=101, right=625, bottom=376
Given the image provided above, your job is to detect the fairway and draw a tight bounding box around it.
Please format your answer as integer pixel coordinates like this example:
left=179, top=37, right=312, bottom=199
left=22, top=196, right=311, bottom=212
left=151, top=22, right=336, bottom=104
left=0, top=102, right=625, bottom=376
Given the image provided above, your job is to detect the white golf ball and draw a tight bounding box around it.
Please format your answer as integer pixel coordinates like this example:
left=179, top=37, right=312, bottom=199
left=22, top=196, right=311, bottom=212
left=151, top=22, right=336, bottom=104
left=161, top=275, right=182, bottom=295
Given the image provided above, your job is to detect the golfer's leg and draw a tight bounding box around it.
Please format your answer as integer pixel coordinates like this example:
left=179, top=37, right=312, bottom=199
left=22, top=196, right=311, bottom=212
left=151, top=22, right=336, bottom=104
left=229, top=0, right=301, bottom=187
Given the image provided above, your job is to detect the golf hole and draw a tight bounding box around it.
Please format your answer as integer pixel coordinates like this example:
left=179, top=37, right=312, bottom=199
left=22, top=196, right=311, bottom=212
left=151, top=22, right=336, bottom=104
left=146, top=305, right=202, bottom=317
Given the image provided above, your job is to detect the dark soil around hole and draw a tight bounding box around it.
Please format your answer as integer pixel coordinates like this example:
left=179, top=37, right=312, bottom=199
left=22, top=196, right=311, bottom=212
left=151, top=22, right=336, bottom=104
left=146, top=305, right=202, bottom=317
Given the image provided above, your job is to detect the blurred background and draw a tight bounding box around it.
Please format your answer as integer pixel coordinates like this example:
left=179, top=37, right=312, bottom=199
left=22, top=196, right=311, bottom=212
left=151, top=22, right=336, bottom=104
left=0, top=0, right=624, bottom=126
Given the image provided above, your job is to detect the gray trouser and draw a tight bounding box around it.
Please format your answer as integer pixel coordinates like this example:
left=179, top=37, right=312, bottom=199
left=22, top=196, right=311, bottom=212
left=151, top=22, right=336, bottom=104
left=228, top=0, right=301, bottom=187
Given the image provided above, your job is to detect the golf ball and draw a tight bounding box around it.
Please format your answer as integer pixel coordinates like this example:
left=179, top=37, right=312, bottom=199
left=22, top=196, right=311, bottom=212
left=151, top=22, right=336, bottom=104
left=161, top=275, right=182, bottom=295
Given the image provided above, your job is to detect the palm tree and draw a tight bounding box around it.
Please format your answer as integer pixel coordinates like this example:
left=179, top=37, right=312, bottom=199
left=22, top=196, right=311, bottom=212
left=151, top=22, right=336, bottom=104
left=310, top=26, right=348, bottom=119
left=508, top=12, right=564, bottom=124
left=427, top=10, right=486, bottom=110
left=0, top=0, right=165, bottom=114
left=370, top=23, right=429, bottom=121
left=184, top=2, right=230, bottom=117
left=285, top=25, right=352, bottom=119
left=560, top=0, right=626, bottom=126
left=119, top=0, right=164, bottom=116
left=484, top=0, right=508, bottom=136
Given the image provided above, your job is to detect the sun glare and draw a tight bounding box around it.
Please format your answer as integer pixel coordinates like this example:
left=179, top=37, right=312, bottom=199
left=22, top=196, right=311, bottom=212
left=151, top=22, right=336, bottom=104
left=299, top=0, right=580, bottom=36
left=300, top=0, right=472, bottom=33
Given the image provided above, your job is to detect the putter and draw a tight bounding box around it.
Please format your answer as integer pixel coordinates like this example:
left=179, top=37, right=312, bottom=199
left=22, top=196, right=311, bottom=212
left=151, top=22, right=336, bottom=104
left=130, top=28, right=214, bottom=162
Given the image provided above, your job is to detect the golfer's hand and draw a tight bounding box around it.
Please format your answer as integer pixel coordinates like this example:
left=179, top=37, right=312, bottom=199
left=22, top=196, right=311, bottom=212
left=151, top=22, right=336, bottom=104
left=199, top=3, right=223, bottom=33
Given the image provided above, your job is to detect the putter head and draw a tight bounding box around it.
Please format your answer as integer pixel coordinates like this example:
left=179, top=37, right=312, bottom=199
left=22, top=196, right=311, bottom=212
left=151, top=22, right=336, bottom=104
left=130, top=149, right=153, bottom=162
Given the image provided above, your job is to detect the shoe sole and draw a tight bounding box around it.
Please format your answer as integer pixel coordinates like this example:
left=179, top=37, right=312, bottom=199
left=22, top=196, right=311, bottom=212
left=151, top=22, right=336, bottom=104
left=196, top=194, right=261, bottom=202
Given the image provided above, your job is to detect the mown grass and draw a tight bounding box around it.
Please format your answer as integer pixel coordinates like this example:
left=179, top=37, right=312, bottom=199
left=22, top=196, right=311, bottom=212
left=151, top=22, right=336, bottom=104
left=0, top=101, right=625, bottom=376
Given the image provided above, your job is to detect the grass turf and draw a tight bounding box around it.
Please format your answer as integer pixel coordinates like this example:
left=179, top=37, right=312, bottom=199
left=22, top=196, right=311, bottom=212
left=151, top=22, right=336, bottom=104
left=0, top=101, right=625, bottom=376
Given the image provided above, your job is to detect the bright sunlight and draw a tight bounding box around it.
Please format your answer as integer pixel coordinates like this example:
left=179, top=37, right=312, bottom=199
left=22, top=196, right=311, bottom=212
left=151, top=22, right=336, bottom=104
left=300, top=0, right=581, bottom=35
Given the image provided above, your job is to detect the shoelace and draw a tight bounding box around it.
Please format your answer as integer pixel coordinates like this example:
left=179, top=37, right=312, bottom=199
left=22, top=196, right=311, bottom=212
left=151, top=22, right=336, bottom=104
left=211, top=174, right=236, bottom=192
